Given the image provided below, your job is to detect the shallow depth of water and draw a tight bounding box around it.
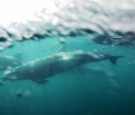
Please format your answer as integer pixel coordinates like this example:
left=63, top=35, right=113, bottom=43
left=0, top=36, right=135, bottom=115
left=0, top=0, right=135, bottom=115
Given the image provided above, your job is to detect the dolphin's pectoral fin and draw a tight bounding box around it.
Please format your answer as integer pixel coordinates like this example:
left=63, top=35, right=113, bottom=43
left=31, top=78, right=48, bottom=84
left=109, top=55, right=123, bottom=65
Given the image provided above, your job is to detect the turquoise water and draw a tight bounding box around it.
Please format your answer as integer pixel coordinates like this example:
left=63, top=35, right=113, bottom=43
left=0, top=36, right=135, bottom=115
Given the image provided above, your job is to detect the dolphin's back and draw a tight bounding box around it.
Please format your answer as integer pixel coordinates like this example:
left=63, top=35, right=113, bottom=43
left=1, top=51, right=123, bottom=84
left=15, top=52, right=88, bottom=80
left=30, top=52, right=101, bottom=78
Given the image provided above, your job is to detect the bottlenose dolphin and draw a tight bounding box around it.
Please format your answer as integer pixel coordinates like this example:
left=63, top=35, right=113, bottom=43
left=0, top=51, right=123, bottom=84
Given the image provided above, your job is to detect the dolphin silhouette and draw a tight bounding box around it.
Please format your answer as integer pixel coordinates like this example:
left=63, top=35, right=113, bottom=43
left=0, top=51, right=123, bottom=84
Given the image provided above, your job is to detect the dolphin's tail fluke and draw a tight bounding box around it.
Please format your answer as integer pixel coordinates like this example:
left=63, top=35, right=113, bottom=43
left=109, top=55, right=123, bottom=65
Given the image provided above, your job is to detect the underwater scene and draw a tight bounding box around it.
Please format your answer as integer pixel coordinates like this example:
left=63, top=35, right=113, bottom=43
left=0, top=0, right=135, bottom=115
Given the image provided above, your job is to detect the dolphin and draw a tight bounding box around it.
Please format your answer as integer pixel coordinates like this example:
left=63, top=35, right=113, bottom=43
left=0, top=51, right=123, bottom=84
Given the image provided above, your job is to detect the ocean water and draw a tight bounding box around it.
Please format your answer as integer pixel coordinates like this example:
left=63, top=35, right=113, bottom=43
left=0, top=0, right=135, bottom=115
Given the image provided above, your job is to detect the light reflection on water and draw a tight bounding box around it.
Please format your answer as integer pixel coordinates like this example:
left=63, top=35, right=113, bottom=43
left=0, top=0, right=135, bottom=115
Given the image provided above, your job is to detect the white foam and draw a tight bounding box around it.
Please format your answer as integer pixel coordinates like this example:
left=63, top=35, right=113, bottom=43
left=0, top=0, right=69, bottom=26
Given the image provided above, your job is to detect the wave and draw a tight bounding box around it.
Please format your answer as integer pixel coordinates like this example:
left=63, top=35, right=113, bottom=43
left=0, top=0, right=135, bottom=50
